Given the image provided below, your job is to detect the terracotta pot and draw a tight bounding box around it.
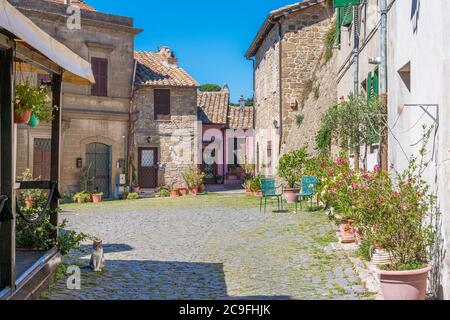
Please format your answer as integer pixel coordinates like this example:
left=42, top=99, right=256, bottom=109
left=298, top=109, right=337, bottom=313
left=375, top=265, right=432, bottom=300
left=339, top=220, right=355, bottom=244
left=24, top=198, right=33, bottom=208
left=178, top=188, right=188, bottom=196
left=199, top=184, right=206, bottom=193
left=76, top=196, right=85, bottom=204
left=254, top=190, right=263, bottom=197
left=132, top=186, right=141, bottom=193
left=92, top=194, right=102, bottom=203
left=283, top=188, right=300, bottom=203
left=14, top=110, right=32, bottom=124
left=170, top=190, right=179, bottom=197
left=245, top=189, right=253, bottom=196
left=189, top=187, right=198, bottom=196
left=121, top=194, right=129, bottom=200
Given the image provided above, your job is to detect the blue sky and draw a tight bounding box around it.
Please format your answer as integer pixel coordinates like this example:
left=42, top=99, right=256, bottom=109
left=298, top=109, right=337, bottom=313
left=87, top=0, right=301, bottom=102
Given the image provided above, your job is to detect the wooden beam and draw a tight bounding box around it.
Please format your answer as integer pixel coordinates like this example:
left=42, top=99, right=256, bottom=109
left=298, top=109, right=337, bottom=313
left=50, top=73, right=62, bottom=238
left=0, top=48, right=16, bottom=290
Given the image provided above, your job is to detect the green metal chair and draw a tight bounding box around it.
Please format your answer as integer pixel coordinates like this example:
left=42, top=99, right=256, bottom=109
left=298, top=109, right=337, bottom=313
left=295, top=176, right=318, bottom=212
left=259, top=178, right=283, bottom=213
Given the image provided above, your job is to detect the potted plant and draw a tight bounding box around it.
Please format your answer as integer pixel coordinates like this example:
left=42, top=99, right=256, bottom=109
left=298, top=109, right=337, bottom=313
left=182, top=166, right=205, bottom=196
left=178, top=187, right=188, bottom=196
left=199, top=184, right=206, bottom=193
left=277, top=147, right=308, bottom=203
left=73, top=191, right=91, bottom=204
left=92, top=192, right=103, bottom=203
left=130, top=164, right=141, bottom=193
left=121, top=191, right=129, bottom=200
left=127, top=192, right=140, bottom=200
left=170, top=185, right=179, bottom=197
left=156, top=185, right=170, bottom=198
left=14, top=83, right=53, bottom=125
left=243, top=178, right=253, bottom=196
left=17, top=169, right=40, bottom=208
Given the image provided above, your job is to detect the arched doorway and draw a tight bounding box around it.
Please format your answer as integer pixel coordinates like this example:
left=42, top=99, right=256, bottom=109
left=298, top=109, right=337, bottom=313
left=86, top=142, right=111, bottom=198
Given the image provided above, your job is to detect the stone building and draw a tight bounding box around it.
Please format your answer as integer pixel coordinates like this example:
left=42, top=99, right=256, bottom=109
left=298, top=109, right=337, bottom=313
left=11, top=0, right=141, bottom=198
left=132, top=48, right=199, bottom=189
left=197, top=87, right=254, bottom=185
left=245, top=0, right=334, bottom=176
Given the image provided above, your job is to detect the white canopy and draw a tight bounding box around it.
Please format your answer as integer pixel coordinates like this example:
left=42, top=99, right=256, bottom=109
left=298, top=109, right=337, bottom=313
left=0, top=0, right=95, bottom=84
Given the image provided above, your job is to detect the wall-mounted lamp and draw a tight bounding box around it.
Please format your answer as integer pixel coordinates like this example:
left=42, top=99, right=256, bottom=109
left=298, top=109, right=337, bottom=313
left=76, top=158, right=82, bottom=168
left=146, top=136, right=151, bottom=144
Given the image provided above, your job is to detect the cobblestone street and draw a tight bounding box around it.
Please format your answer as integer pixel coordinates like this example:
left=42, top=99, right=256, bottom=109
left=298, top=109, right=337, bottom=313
left=44, top=194, right=369, bottom=300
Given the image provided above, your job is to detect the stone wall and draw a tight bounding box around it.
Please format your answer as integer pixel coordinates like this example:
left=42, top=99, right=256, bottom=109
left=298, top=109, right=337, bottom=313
left=282, top=52, right=337, bottom=156
left=254, top=3, right=334, bottom=175
left=133, top=86, right=198, bottom=187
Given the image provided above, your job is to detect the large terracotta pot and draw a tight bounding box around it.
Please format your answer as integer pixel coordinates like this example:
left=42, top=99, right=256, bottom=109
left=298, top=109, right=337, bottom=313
left=178, top=188, right=188, bottom=196
left=14, top=110, right=32, bottom=124
left=92, top=194, right=102, bottom=203
left=376, top=265, right=432, bottom=300
left=199, top=184, right=206, bottom=193
left=75, top=196, right=86, bottom=204
left=339, top=220, right=355, bottom=244
left=189, top=186, right=198, bottom=196
left=132, top=186, right=141, bottom=194
left=283, top=188, right=299, bottom=203
left=254, top=190, right=263, bottom=197
left=170, top=190, right=179, bottom=197
left=245, top=189, right=253, bottom=196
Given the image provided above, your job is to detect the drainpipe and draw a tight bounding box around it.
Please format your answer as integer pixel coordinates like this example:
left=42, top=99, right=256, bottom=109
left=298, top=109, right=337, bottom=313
left=276, top=18, right=283, bottom=158
left=379, top=0, right=389, bottom=170
left=246, top=56, right=256, bottom=174
left=353, top=5, right=360, bottom=95
left=127, top=59, right=138, bottom=185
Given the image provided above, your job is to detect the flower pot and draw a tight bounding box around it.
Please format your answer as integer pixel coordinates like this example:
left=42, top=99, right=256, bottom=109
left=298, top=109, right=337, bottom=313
left=283, top=188, right=300, bottom=203
left=375, top=265, right=432, bottom=300
left=245, top=189, right=253, bottom=196
left=121, top=194, right=129, bottom=200
left=170, top=190, right=179, bottom=197
left=339, top=220, right=355, bottom=244
left=189, top=187, right=198, bottom=196
left=178, top=188, right=188, bottom=196
left=92, top=194, right=102, bottom=203
left=14, top=110, right=32, bottom=124
left=28, top=114, right=40, bottom=128
left=254, top=190, right=263, bottom=197
left=199, top=184, right=206, bottom=193
left=371, top=247, right=394, bottom=265
left=24, top=198, right=33, bottom=208
left=75, top=196, right=85, bottom=204
left=132, top=186, right=141, bottom=194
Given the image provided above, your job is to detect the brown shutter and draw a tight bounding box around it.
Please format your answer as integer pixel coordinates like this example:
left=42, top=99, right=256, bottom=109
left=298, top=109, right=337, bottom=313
left=91, top=57, right=108, bottom=97
left=154, top=89, right=171, bottom=120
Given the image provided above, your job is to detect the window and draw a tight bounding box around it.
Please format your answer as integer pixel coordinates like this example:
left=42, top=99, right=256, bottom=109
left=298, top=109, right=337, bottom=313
left=91, top=57, right=108, bottom=96
left=154, top=89, right=171, bottom=120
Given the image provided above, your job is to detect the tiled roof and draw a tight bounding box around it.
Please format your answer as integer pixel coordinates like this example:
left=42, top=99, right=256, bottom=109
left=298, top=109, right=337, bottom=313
left=197, top=91, right=229, bottom=124
left=134, top=51, right=200, bottom=88
left=228, top=106, right=254, bottom=129
left=46, top=0, right=95, bottom=11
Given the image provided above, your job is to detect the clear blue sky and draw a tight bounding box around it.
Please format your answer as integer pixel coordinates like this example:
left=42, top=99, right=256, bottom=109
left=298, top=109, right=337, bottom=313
left=87, top=0, right=302, bottom=102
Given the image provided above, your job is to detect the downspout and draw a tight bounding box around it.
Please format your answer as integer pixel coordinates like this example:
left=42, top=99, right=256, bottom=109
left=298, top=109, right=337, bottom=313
left=276, top=18, right=283, bottom=158
left=379, top=0, right=388, bottom=170
left=246, top=55, right=256, bottom=174
left=127, top=59, right=138, bottom=185
left=353, top=5, right=360, bottom=95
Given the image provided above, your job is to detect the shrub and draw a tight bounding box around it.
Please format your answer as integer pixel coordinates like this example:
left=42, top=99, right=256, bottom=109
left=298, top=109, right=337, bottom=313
left=127, top=192, right=140, bottom=200
left=181, top=166, right=205, bottom=188
left=277, top=147, right=309, bottom=188
left=156, top=185, right=170, bottom=197
left=199, top=84, right=222, bottom=92
left=72, top=191, right=91, bottom=203
left=295, top=114, right=304, bottom=128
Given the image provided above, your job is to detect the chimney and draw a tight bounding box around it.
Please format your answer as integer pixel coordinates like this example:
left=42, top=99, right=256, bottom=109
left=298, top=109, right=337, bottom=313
left=158, top=46, right=178, bottom=66
left=239, top=95, right=245, bottom=109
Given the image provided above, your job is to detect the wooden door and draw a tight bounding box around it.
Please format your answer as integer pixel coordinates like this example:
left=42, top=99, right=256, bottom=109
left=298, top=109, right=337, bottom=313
left=138, top=147, right=158, bottom=188
left=33, top=138, right=51, bottom=180
left=85, top=143, right=111, bottom=197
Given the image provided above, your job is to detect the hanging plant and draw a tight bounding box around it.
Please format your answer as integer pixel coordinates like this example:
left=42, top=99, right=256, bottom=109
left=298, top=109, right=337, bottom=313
left=14, top=82, right=53, bottom=125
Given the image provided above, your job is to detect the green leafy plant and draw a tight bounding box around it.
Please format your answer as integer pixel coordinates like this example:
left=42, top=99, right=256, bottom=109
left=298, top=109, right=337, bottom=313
left=15, top=82, right=54, bottom=121
left=72, top=191, right=91, bottom=203
left=295, top=114, right=305, bottom=128
left=323, top=23, right=337, bottom=64
left=277, top=147, right=309, bottom=188
left=156, top=185, right=170, bottom=197
left=181, top=166, right=205, bottom=188
left=199, top=83, right=222, bottom=92
left=16, top=193, right=87, bottom=254
left=127, top=192, right=140, bottom=200
left=79, top=165, right=95, bottom=192
left=17, top=168, right=43, bottom=200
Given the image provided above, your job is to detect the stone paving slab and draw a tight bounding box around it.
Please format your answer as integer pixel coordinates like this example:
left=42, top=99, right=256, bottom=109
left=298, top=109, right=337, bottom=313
left=42, top=194, right=370, bottom=300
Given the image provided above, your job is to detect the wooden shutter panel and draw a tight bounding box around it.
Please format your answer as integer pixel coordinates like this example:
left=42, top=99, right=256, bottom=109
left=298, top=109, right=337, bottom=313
left=91, top=57, right=108, bottom=97
left=367, top=71, right=373, bottom=102
left=154, top=89, right=171, bottom=120
left=373, top=68, right=379, bottom=97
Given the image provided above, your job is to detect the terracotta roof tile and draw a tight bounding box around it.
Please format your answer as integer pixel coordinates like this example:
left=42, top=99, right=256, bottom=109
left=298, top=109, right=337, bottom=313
left=46, top=0, right=95, bottom=11
left=134, top=51, right=199, bottom=88
left=228, top=105, right=254, bottom=129
left=197, top=91, right=229, bottom=124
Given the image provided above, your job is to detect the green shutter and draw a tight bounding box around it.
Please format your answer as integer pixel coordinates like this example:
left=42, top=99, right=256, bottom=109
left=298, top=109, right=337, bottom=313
left=367, top=72, right=373, bottom=102
left=373, top=68, right=379, bottom=97
left=333, top=0, right=362, bottom=7
left=336, top=8, right=341, bottom=45
left=341, top=6, right=353, bottom=26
